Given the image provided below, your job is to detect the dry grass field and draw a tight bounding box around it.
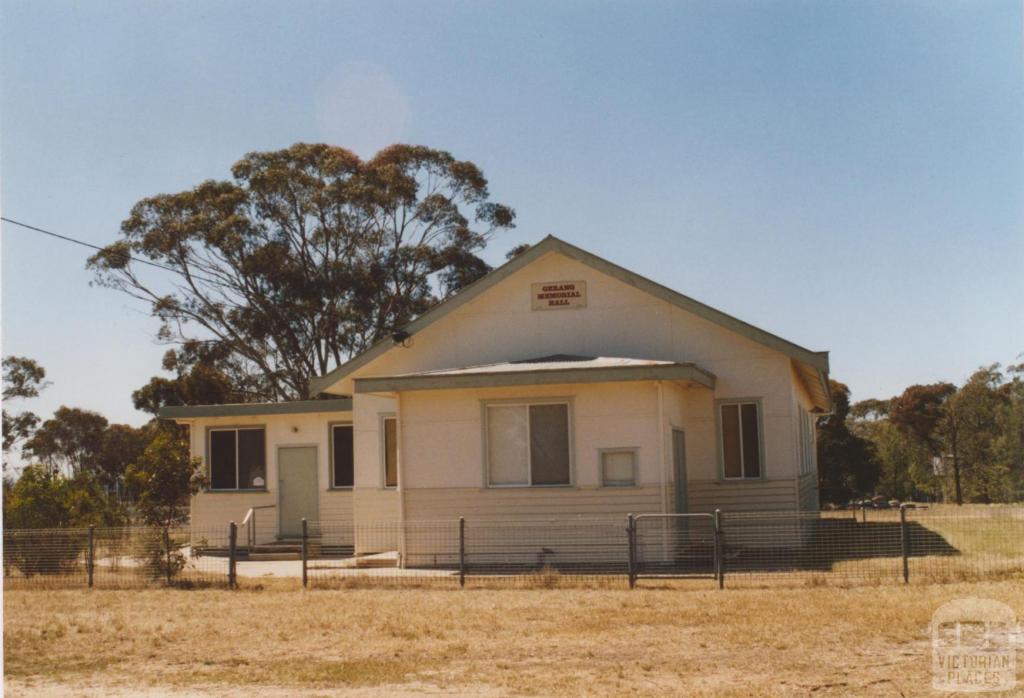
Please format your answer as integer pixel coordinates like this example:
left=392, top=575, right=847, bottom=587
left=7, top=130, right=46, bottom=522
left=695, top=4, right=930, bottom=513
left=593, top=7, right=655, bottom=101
left=4, top=580, right=1022, bottom=697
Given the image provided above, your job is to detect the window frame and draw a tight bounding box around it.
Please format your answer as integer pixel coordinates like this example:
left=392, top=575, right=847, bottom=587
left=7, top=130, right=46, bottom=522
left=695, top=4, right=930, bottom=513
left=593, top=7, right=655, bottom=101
left=206, top=425, right=268, bottom=492
left=379, top=413, right=398, bottom=489
left=481, top=397, right=575, bottom=488
left=328, top=421, right=355, bottom=490
left=799, top=409, right=808, bottom=475
left=715, top=398, right=766, bottom=482
left=598, top=447, right=639, bottom=488
left=798, top=408, right=816, bottom=476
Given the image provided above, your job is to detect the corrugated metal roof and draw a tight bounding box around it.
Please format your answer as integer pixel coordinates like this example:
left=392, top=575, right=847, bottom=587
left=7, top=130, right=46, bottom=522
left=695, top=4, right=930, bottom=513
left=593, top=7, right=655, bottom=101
left=159, top=398, right=352, bottom=420
left=353, top=355, right=717, bottom=393
left=392, top=354, right=680, bottom=378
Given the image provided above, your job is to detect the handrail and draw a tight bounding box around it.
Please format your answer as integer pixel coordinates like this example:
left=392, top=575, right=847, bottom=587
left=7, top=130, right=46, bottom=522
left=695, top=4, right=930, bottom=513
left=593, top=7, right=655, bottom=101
left=242, top=504, right=277, bottom=551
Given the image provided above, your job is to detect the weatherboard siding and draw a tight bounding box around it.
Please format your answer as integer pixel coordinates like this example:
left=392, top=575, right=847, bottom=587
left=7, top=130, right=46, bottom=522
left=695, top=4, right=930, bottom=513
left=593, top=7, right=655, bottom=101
left=186, top=411, right=354, bottom=537
left=686, top=478, right=799, bottom=513
left=797, top=472, right=820, bottom=512
left=352, top=488, right=401, bottom=553
left=403, top=486, right=665, bottom=521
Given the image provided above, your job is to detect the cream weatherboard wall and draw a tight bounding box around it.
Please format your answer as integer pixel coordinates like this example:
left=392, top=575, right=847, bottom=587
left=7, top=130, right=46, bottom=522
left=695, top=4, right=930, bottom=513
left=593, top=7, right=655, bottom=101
left=185, top=410, right=353, bottom=539
left=398, top=382, right=667, bottom=521
left=349, top=393, right=401, bottom=552
left=792, top=360, right=822, bottom=512
left=332, top=252, right=807, bottom=394
left=342, top=250, right=820, bottom=520
left=177, top=242, right=826, bottom=539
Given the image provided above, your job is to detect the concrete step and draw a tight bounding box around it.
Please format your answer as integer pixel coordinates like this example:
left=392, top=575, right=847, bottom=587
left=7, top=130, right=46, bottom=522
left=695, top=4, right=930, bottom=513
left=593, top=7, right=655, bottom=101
left=248, top=540, right=322, bottom=559
left=247, top=552, right=301, bottom=561
left=354, top=551, right=399, bottom=568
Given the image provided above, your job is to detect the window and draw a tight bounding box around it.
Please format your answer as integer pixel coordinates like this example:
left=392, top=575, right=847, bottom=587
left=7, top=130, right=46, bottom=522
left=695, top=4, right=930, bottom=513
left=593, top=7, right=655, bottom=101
left=600, top=449, right=637, bottom=487
left=798, top=409, right=816, bottom=475
left=331, top=424, right=354, bottom=488
left=209, top=428, right=266, bottom=490
left=382, top=416, right=398, bottom=488
left=719, top=401, right=761, bottom=479
left=486, top=402, right=571, bottom=486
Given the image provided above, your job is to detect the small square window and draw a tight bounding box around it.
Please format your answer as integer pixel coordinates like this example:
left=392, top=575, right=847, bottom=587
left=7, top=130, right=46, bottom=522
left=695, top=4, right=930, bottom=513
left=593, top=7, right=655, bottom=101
left=601, top=449, right=637, bottom=487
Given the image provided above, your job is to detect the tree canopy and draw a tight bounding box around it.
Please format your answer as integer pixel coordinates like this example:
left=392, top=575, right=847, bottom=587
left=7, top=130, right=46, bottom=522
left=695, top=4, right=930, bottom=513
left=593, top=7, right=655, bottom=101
left=2, top=356, right=47, bottom=454
left=22, top=406, right=109, bottom=478
left=89, top=143, right=515, bottom=404
left=816, top=380, right=881, bottom=503
left=844, top=361, right=1024, bottom=505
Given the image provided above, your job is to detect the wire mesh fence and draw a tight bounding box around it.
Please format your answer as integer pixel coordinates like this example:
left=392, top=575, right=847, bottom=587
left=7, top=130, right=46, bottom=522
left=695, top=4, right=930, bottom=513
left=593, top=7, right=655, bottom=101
left=462, top=517, right=628, bottom=588
left=713, top=510, right=905, bottom=587
left=904, top=505, right=1024, bottom=584
left=633, top=513, right=719, bottom=584
left=307, top=520, right=461, bottom=589
left=4, top=505, right=1022, bottom=591
left=3, top=525, right=232, bottom=589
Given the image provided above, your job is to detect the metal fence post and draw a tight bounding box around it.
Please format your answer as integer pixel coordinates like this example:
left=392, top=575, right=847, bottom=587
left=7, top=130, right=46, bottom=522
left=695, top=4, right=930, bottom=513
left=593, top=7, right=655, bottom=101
left=87, top=525, right=95, bottom=588
left=899, top=504, right=910, bottom=584
left=714, top=509, right=725, bottom=589
left=626, top=513, right=636, bottom=589
left=861, top=504, right=867, bottom=524
left=163, top=528, right=173, bottom=585
left=301, top=518, right=308, bottom=588
left=458, top=517, right=466, bottom=588
left=228, top=521, right=237, bottom=589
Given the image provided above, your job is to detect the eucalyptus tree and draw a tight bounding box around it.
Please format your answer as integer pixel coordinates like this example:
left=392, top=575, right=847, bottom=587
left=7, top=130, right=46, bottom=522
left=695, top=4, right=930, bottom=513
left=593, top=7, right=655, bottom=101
left=90, top=143, right=515, bottom=402
left=2, top=356, right=47, bottom=455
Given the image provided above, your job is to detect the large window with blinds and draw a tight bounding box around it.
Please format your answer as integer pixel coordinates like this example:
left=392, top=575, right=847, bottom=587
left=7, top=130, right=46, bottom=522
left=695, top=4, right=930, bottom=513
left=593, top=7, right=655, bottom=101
left=718, top=401, right=763, bottom=479
left=485, top=401, right=572, bottom=487
left=208, top=427, right=266, bottom=490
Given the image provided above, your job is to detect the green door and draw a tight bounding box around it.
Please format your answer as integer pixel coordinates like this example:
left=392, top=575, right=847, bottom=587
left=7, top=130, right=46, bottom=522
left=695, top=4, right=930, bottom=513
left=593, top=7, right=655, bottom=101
left=278, top=446, right=319, bottom=538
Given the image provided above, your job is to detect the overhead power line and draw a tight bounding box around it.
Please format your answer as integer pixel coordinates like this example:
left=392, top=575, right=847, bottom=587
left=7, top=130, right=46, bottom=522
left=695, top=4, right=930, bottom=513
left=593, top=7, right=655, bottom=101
left=1, top=216, right=196, bottom=279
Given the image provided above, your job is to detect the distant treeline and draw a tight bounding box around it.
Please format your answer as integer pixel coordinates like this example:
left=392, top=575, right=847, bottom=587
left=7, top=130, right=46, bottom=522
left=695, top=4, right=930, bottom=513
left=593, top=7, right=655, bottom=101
left=818, top=361, right=1024, bottom=505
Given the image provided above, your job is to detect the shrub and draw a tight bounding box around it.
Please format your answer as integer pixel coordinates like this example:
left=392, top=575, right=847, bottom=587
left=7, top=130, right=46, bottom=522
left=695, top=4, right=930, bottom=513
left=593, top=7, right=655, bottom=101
left=125, top=429, right=205, bottom=583
left=5, top=528, right=87, bottom=577
left=2, top=465, right=122, bottom=576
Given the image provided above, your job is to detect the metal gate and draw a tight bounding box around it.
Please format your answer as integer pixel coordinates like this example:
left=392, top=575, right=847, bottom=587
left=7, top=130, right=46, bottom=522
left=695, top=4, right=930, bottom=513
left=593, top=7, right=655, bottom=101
left=627, top=512, right=723, bottom=587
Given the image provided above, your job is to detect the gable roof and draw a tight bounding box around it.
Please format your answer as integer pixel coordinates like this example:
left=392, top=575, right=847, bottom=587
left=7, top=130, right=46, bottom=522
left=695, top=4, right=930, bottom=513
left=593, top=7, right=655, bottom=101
left=309, top=236, right=830, bottom=407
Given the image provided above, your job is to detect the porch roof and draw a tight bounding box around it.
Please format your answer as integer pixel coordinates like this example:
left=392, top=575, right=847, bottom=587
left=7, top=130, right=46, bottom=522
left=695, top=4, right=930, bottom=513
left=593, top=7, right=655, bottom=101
left=159, top=397, right=352, bottom=420
left=353, top=354, right=716, bottom=393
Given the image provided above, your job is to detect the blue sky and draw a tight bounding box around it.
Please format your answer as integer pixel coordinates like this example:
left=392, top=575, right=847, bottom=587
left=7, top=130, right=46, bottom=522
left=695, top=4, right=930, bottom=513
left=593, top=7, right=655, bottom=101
left=2, top=0, right=1022, bottom=433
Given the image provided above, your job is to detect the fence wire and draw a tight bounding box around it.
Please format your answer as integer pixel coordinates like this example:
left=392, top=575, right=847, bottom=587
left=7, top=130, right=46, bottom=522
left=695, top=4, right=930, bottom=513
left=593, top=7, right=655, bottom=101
left=633, top=513, right=717, bottom=581
left=462, top=517, right=628, bottom=588
left=307, top=521, right=460, bottom=589
left=4, top=525, right=231, bottom=589
left=4, top=505, right=1022, bottom=591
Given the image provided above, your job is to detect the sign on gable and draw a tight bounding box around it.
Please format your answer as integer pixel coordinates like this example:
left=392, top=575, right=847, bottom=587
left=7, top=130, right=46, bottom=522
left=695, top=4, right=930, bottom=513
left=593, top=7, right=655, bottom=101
left=531, top=280, right=587, bottom=310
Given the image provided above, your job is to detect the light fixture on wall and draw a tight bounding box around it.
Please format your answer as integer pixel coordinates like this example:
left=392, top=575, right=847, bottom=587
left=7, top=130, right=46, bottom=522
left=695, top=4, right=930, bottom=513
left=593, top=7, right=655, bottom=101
left=391, top=329, right=412, bottom=347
